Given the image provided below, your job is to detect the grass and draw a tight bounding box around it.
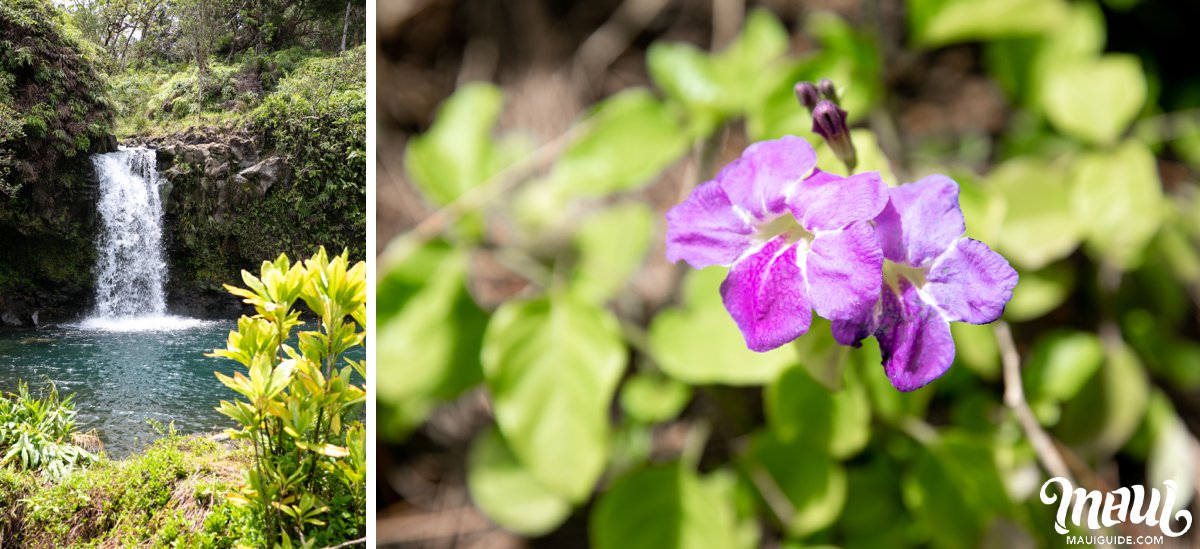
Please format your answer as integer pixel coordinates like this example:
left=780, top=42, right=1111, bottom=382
left=0, top=433, right=264, bottom=548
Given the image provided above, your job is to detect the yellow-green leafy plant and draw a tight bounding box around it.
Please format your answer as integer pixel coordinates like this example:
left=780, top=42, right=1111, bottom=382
left=210, top=247, right=366, bottom=547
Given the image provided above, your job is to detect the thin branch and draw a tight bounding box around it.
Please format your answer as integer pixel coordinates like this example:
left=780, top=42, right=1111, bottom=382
left=320, top=536, right=366, bottom=549
left=379, top=126, right=582, bottom=270
left=996, top=321, right=1073, bottom=482
left=749, top=465, right=796, bottom=528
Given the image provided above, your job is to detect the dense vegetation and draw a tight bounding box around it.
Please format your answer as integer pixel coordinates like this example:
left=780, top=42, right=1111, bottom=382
left=0, top=0, right=115, bottom=306
left=381, top=1, right=1200, bottom=547
left=0, top=0, right=366, bottom=318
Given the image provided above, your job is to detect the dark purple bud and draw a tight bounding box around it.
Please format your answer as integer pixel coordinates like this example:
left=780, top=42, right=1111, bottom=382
left=794, top=81, right=819, bottom=111
left=818, top=78, right=838, bottom=102
left=812, top=99, right=857, bottom=171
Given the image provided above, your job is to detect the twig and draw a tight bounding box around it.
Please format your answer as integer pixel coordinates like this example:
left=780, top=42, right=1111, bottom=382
left=749, top=465, right=796, bottom=528
left=996, top=321, right=1073, bottom=482
left=379, top=126, right=581, bottom=270
left=573, top=0, right=672, bottom=92
left=320, top=537, right=366, bottom=549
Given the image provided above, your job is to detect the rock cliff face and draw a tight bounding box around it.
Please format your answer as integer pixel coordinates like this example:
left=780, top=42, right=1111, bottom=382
left=129, top=129, right=292, bottom=318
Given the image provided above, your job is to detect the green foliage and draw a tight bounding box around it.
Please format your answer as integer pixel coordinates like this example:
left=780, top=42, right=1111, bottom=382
left=383, top=5, right=1199, bottom=549
left=1, top=434, right=257, bottom=547
left=0, top=382, right=97, bottom=477
left=210, top=248, right=366, bottom=547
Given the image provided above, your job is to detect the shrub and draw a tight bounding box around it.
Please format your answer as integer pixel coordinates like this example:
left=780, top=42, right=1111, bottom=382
left=210, top=247, right=366, bottom=547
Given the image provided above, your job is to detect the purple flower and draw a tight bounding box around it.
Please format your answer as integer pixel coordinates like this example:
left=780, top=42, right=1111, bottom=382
left=665, top=136, right=887, bottom=352
left=833, top=175, right=1019, bottom=391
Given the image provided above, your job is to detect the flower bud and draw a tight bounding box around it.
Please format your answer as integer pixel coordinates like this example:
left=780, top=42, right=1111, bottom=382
left=818, top=78, right=838, bottom=102
left=811, top=99, right=856, bottom=171
left=794, top=81, right=819, bottom=111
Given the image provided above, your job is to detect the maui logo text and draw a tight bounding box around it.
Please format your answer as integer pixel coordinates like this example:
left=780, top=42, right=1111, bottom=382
left=1040, top=477, right=1192, bottom=538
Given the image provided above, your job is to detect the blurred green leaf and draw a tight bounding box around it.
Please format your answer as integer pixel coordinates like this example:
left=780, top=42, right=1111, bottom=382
left=592, top=463, right=742, bottom=549
left=376, top=244, right=488, bottom=438
left=1003, top=262, right=1074, bottom=321
left=570, top=203, right=654, bottom=303
left=1055, top=339, right=1150, bottom=455
left=743, top=431, right=847, bottom=537
left=648, top=8, right=788, bottom=125
left=1041, top=55, right=1146, bottom=145
left=956, top=173, right=1007, bottom=244
left=902, top=432, right=1012, bottom=548
left=1137, top=392, right=1197, bottom=514
left=1070, top=140, right=1163, bottom=269
left=467, top=427, right=573, bottom=536
left=814, top=129, right=897, bottom=186
left=405, top=83, right=527, bottom=205
left=765, top=364, right=870, bottom=459
left=990, top=156, right=1082, bottom=270
left=838, top=457, right=915, bottom=548
left=649, top=268, right=795, bottom=385
left=482, top=292, right=627, bottom=501
left=950, top=323, right=1000, bottom=380
left=908, top=0, right=1069, bottom=47
left=550, top=89, right=689, bottom=197
left=620, top=373, right=692, bottom=424
left=1022, top=330, right=1105, bottom=405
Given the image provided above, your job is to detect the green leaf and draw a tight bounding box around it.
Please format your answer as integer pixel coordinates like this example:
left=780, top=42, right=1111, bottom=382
left=467, top=427, right=572, bottom=536
left=1041, top=55, right=1146, bottom=145
left=649, top=268, right=795, bottom=385
left=1003, top=262, right=1074, bottom=321
left=404, top=83, right=524, bottom=205
left=619, top=373, right=692, bottom=424
left=376, top=244, right=488, bottom=438
left=990, top=156, right=1082, bottom=270
left=591, top=464, right=742, bottom=549
left=813, top=129, right=897, bottom=186
left=901, top=432, right=1012, bottom=548
left=648, top=9, right=788, bottom=123
left=908, top=0, right=1069, bottom=47
left=551, top=89, right=689, bottom=196
left=950, top=323, right=999, bottom=380
left=570, top=203, right=654, bottom=303
left=765, top=364, right=870, bottom=459
left=1055, top=340, right=1150, bottom=455
left=743, top=431, right=847, bottom=537
left=1022, top=330, right=1105, bottom=404
left=1070, top=140, right=1163, bottom=269
left=1143, top=393, right=1197, bottom=513
left=482, top=293, right=627, bottom=501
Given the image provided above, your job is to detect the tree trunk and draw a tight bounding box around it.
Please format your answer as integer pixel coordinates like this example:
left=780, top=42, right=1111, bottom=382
left=340, top=0, right=351, bottom=52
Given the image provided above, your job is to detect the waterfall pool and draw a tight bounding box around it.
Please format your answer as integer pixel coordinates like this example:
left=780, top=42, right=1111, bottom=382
left=0, top=319, right=238, bottom=457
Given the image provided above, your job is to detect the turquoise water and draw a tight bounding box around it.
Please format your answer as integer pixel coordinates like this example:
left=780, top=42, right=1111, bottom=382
left=0, top=319, right=234, bottom=456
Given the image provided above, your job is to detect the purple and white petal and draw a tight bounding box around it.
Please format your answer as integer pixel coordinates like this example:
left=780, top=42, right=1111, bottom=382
left=832, top=309, right=877, bottom=347
left=665, top=180, right=755, bottom=269
left=925, top=237, right=1019, bottom=324
left=720, top=236, right=812, bottom=352
left=873, top=175, right=965, bottom=267
left=805, top=221, right=884, bottom=321
left=790, top=170, right=888, bottom=231
left=718, top=136, right=817, bottom=221
left=876, top=280, right=956, bottom=392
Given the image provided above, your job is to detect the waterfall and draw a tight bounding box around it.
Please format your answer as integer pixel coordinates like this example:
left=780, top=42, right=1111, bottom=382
left=81, top=147, right=200, bottom=331
left=91, top=147, right=167, bottom=317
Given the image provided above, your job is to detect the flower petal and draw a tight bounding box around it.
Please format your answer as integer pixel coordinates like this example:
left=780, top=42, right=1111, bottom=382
left=805, top=221, right=884, bottom=321
left=925, top=237, right=1019, bottom=324
left=832, top=310, right=876, bottom=347
left=718, top=136, right=817, bottom=221
left=876, top=280, right=955, bottom=392
left=874, top=174, right=965, bottom=267
left=790, top=170, right=888, bottom=231
left=720, top=236, right=812, bottom=352
left=665, top=180, right=754, bottom=268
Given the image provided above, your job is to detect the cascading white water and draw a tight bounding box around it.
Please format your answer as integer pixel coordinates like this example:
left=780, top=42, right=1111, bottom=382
left=90, top=147, right=167, bottom=317
left=80, top=147, right=203, bottom=331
